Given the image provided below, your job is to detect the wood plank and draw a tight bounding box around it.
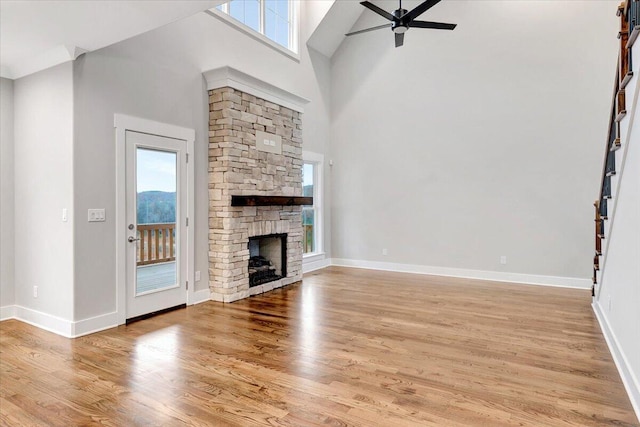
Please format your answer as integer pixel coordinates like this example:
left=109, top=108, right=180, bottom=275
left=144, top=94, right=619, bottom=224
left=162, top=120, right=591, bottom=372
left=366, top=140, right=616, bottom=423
left=0, top=267, right=637, bottom=426
left=154, top=229, right=159, bottom=261
left=616, top=89, right=627, bottom=122
left=138, top=229, right=144, bottom=263
left=169, top=227, right=174, bottom=259
left=162, top=227, right=167, bottom=260
left=146, top=229, right=151, bottom=263
left=231, top=195, right=313, bottom=206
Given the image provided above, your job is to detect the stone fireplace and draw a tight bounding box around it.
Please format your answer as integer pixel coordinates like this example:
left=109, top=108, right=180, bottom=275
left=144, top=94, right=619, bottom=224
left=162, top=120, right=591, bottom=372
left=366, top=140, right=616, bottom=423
left=206, top=72, right=307, bottom=303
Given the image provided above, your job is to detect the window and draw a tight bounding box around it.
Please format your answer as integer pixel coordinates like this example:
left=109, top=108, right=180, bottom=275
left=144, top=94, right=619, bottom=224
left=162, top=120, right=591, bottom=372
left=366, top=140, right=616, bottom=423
left=215, top=0, right=298, bottom=53
left=302, top=152, right=323, bottom=257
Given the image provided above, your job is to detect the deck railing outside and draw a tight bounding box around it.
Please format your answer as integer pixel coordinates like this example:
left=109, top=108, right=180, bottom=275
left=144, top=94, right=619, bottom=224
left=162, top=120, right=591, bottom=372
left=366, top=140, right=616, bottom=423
left=303, top=224, right=314, bottom=253
left=137, top=223, right=176, bottom=266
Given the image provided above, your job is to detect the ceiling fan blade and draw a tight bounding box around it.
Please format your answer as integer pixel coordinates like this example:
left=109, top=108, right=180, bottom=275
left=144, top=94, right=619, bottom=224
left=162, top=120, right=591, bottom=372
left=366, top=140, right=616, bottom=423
left=408, top=20, right=457, bottom=30
left=404, top=0, right=442, bottom=21
left=345, top=23, right=392, bottom=36
left=395, top=32, right=405, bottom=47
left=360, top=1, right=395, bottom=21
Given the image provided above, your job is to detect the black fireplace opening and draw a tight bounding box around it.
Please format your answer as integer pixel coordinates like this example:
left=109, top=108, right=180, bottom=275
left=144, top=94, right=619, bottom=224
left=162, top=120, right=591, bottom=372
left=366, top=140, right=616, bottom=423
left=248, top=233, right=287, bottom=288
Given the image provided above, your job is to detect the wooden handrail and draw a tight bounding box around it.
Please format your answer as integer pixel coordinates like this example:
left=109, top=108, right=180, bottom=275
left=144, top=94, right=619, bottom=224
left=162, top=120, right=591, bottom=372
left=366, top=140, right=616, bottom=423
left=137, top=223, right=176, bottom=266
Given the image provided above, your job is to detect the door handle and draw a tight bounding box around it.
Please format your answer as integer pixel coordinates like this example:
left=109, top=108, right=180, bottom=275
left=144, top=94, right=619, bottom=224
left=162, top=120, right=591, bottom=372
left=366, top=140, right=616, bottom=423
left=128, top=236, right=140, bottom=243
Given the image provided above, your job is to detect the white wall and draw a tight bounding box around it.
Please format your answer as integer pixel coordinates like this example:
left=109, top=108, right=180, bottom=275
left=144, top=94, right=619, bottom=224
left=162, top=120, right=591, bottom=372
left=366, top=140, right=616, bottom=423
left=595, top=107, right=640, bottom=416
left=595, top=40, right=640, bottom=415
left=72, top=4, right=331, bottom=321
left=330, top=0, right=618, bottom=281
left=1, top=77, right=15, bottom=312
left=13, top=62, right=74, bottom=320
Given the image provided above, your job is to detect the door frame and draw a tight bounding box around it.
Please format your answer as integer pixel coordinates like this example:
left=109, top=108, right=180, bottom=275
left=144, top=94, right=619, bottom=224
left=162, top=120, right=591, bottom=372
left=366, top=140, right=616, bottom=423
left=114, top=114, right=195, bottom=325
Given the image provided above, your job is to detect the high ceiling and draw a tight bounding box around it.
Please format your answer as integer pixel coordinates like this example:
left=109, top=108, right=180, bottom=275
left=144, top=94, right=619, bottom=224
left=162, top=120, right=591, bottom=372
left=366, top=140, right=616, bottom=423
left=0, top=0, right=224, bottom=79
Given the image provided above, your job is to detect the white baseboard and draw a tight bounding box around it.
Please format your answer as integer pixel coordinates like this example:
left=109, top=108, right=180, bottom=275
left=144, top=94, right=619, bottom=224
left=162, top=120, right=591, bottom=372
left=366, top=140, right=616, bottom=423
left=330, top=258, right=591, bottom=289
left=191, top=288, right=211, bottom=305
left=303, top=257, right=331, bottom=274
left=593, top=301, right=640, bottom=422
left=3, top=291, right=213, bottom=338
left=13, top=305, right=74, bottom=337
left=0, top=305, right=16, bottom=320
left=2, top=306, right=119, bottom=338
left=0, top=260, right=591, bottom=340
left=71, top=311, right=119, bottom=338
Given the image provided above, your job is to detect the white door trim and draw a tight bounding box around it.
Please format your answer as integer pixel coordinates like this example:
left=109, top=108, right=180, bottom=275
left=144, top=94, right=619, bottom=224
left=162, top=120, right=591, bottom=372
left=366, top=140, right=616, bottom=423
left=114, top=114, right=195, bottom=325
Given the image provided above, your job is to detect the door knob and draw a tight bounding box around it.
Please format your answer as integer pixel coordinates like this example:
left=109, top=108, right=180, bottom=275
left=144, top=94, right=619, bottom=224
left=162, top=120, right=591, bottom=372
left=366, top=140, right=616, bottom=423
left=128, top=236, right=140, bottom=243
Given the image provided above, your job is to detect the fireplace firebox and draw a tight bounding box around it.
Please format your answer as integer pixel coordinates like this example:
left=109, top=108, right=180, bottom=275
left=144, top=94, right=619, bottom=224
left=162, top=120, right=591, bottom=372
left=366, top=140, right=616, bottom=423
left=248, top=234, right=287, bottom=287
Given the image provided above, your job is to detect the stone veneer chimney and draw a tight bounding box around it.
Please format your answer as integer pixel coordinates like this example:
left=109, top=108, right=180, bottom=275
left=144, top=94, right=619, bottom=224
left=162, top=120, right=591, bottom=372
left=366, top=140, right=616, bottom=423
left=208, top=87, right=304, bottom=302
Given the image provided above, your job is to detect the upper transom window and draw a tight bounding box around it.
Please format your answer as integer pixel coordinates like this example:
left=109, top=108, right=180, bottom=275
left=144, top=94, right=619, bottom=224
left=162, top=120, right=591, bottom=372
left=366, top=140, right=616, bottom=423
left=216, top=0, right=298, bottom=53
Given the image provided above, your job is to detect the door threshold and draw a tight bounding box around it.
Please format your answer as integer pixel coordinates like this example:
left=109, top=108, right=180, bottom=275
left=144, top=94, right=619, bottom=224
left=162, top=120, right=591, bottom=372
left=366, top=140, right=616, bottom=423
left=126, top=303, right=187, bottom=325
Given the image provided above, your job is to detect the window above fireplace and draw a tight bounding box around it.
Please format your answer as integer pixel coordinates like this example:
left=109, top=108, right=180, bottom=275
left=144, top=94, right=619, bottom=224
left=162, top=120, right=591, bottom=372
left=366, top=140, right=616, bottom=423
left=209, top=0, right=300, bottom=58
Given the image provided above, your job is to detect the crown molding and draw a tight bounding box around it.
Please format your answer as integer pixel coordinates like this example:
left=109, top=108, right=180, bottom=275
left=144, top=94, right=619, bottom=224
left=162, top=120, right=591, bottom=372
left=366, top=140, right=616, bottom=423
left=203, top=66, right=309, bottom=112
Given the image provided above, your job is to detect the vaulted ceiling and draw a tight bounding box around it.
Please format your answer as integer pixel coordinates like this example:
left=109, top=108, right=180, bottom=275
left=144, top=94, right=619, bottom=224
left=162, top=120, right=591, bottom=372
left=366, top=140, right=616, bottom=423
left=0, top=0, right=223, bottom=79
left=0, top=0, right=426, bottom=80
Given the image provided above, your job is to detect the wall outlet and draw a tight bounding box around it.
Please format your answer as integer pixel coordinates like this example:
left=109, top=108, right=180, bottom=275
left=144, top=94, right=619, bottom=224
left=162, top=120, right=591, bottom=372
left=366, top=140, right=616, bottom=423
left=195, top=271, right=201, bottom=281
left=500, top=256, right=507, bottom=265
left=33, top=286, right=38, bottom=298
left=382, top=248, right=388, bottom=256
left=255, top=131, right=282, bottom=154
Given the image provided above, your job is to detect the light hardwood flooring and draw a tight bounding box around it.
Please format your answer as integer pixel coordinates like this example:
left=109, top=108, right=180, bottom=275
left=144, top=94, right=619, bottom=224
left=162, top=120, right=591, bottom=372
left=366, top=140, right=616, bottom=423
left=1, top=266, right=637, bottom=426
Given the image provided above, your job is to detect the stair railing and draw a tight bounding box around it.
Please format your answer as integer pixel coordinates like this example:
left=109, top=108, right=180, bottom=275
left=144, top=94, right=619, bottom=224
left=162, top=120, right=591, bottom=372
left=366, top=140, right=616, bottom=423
left=593, top=0, right=639, bottom=295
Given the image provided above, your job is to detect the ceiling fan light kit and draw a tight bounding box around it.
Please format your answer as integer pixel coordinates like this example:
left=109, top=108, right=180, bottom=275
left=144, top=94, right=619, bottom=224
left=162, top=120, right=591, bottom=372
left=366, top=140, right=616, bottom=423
left=346, top=0, right=457, bottom=47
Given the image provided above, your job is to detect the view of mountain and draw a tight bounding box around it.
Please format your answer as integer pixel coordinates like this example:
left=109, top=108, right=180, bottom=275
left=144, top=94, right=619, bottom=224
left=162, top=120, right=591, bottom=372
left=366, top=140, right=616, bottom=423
left=137, top=191, right=176, bottom=224
left=137, top=188, right=312, bottom=225
left=303, top=185, right=313, bottom=198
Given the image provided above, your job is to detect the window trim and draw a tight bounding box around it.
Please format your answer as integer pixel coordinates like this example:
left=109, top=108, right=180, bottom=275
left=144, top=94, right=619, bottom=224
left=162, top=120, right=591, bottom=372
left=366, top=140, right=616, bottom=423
left=302, top=151, right=324, bottom=259
left=207, top=0, right=300, bottom=61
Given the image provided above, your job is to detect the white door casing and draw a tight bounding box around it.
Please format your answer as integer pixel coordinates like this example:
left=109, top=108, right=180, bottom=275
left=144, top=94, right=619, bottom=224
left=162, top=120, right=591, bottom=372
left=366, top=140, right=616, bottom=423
left=115, top=114, right=195, bottom=324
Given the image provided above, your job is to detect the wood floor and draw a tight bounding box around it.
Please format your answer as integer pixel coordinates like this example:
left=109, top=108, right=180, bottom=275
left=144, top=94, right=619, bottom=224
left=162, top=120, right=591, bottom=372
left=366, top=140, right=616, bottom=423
left=1, top=267, right=637, bottom=426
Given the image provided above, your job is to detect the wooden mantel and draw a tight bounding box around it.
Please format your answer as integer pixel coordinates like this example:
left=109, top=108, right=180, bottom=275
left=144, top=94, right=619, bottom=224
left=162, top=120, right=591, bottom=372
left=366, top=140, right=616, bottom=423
left=231, top=195, right=313, bottom=207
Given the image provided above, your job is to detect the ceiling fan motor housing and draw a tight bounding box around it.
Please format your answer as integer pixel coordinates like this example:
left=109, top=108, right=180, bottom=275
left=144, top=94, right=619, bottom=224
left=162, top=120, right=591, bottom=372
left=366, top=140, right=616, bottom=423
left=392, top=8, right=409, bottom=33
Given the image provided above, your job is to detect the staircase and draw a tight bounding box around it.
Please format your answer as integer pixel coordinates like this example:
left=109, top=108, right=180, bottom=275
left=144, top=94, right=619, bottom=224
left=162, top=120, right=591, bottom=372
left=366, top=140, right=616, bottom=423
left=592, top=0, right=640, bottom=296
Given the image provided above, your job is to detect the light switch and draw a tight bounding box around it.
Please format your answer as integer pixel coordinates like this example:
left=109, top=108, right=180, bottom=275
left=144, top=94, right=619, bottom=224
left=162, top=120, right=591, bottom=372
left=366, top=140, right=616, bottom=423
left=62, top=208, right=68, bottom=222
left=88, top=209, right=106, bottom=222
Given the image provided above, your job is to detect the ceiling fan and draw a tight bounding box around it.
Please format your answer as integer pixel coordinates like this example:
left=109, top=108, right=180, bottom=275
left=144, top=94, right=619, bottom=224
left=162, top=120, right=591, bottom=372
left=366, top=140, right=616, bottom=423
left=345, top=0, right=456, bottom=48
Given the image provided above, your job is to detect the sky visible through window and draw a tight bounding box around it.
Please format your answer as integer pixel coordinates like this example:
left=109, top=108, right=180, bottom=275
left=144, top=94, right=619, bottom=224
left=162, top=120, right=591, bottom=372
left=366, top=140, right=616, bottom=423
left=303, top=163, right=313, bottom=189
left=137, top=148, right=177, bottom=193
left=218, top=0, right=292, bottom=50
left=265, top=0, right=290, bottom=48
left=229, top=0, right=260, bottom=32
